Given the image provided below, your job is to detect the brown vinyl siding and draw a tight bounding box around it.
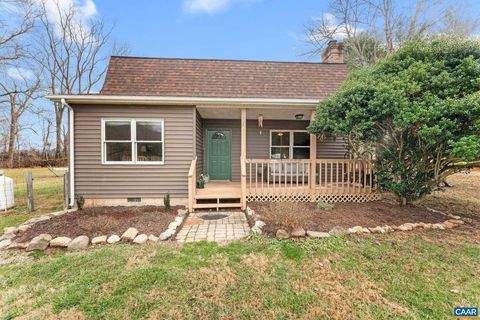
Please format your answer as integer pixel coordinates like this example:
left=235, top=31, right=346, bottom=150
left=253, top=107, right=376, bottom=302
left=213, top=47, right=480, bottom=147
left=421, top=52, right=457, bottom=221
left=195, top=110, right=204, bottom=176
left=202, top=119, right=348, bottom=181
left=73, top=105, right=194, bottom=198
left=316, top=137, right=348, bottom=159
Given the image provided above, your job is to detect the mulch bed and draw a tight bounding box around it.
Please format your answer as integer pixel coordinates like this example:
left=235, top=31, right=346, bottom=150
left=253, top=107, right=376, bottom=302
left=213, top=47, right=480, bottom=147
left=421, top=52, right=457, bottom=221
left=14, top=206, right=180, bottom=242
left=247, top=201, right=448, bottom=235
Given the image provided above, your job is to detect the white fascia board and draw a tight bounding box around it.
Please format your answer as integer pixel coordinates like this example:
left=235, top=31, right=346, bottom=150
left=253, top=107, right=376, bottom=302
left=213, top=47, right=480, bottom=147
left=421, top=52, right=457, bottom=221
left=46, top=95, right=320, bottom=108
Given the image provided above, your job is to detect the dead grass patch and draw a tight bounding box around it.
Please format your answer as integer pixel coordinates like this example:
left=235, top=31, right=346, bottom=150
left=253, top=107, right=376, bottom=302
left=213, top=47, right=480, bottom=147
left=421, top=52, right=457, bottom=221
left=299, top=257, right=410, bottom=319
left=195, top=255, right=237, bottom=300
left=14, top=304, right=54, bottom=320
left=126, top=247, right=157, bottom=270
left=421, top=173, right=480, bottom=221
left=240, top=253, right=269, bottom=273
left=49, top=308, right=87, bottom=320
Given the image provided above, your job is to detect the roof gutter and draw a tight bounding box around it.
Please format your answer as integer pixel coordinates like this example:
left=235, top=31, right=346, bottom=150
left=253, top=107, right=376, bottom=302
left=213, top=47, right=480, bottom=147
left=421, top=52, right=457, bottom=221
left=47, top=95, right=320, bottom=108
left=61, top=98, right=75, bottom=208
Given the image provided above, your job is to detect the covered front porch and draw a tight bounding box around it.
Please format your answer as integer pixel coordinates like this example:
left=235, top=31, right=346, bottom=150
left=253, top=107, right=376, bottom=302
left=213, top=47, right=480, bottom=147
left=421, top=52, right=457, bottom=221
left=188, top=105, right=380, bottom=212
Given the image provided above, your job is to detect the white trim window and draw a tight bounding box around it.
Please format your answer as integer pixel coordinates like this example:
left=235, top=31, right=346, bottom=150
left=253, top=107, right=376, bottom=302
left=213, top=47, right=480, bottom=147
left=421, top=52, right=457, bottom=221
left=270, top=130, right=310, bottom=159
left=102, top=119, right=164, bottom=164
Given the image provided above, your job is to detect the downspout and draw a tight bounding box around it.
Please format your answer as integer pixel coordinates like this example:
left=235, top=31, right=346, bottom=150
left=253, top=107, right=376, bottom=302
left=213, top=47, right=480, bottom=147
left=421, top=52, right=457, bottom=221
left=61, top=98, right=75, bottom=208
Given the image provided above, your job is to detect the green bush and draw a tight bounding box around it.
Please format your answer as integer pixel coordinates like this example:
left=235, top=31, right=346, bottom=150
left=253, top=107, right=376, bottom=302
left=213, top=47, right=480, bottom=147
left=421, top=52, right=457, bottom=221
left=309, top=37, right=480, bottom=204
left=163, top=192, right=171, bottom=209
left=316, top=201, right=335, bottom=210
left=75, top=194, right=85, bottom=210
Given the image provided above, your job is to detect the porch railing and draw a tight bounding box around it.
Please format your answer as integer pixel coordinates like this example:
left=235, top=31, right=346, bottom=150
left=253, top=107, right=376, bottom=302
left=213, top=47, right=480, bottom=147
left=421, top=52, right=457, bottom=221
left=187, top=157, right=197, bottom=212
left=244, top=158, right=376, bottom=196
left=187, top=158, right=378, bottom=212
left=315, top=159, right=375, bottom=194
left=240, top=158, right=246, bottom=210
left=245, top=159, right=312, bottom=195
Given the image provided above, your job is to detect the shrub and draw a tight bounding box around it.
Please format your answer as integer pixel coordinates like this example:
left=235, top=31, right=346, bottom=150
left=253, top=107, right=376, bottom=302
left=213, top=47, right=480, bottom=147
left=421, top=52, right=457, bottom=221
left=316, top=201, right=335, bottom=210
left=75, top=194, right=85, bottom=210
left=309, top=37, right=480, bottom=205
left=163, top=192, right=171, bottom=209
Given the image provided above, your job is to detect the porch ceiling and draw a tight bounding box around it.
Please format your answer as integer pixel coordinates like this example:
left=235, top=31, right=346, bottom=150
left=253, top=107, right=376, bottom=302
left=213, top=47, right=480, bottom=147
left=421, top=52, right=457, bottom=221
left=197, top=107, right=315, bottom=120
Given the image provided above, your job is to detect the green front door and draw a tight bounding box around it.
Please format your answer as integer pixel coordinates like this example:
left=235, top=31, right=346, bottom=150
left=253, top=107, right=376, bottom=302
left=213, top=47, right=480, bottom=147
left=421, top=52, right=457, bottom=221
left=206, top=129, right=231, bottom=180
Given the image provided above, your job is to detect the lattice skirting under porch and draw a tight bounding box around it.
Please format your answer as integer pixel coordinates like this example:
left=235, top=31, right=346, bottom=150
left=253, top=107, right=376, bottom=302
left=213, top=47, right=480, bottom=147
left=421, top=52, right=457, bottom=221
left=246, top=192, right=383, bottom=203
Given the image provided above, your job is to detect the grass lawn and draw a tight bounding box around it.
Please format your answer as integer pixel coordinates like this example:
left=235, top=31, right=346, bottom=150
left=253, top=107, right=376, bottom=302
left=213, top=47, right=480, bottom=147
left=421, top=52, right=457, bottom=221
left=0, top=173, right=479, bottom=319
left=0, top=168, right=64, bottom=231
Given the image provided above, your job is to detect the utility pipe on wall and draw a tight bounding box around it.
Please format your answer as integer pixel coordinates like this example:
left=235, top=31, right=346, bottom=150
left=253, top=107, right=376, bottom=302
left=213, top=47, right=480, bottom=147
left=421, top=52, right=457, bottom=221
left=61, top=98, right=75, bottom=208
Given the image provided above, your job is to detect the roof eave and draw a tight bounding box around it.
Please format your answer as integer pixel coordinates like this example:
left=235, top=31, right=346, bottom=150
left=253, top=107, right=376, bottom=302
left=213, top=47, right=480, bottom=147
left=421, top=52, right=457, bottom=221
left=46, top=95, right=320, bottom=108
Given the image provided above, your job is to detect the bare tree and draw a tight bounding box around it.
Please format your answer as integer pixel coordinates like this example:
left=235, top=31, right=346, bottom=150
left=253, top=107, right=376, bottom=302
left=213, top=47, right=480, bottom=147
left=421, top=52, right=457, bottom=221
left=0, top=70, right=41, bottom=167
left=305, top=0, right=480, bottom=67
left=40, top=116, right=53, bottom=161
left=0, top=0, right=35, bottom=65
left=0, top=117, right=8, bottom=154
left=34, top=0, right=113, bottom=159
left=439, top=6, right=480, bottom=37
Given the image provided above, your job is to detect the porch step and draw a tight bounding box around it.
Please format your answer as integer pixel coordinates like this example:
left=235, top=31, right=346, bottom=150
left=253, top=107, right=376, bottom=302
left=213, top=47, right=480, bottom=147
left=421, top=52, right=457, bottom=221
left=191, top=181, right=243, bottom=211
left=193, top=203, right=242, bottom=209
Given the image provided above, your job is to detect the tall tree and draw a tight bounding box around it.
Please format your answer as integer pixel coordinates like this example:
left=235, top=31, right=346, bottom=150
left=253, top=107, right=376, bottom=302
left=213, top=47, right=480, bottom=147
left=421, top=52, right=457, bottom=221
left=40, top=115, right=53, bottom=161
left=305, top=0, right=480, bottom=68
left=308, top=37, right=480, bottom=205
left=0, top=0, right=35, bottom=65
left=0, top=69, right=41, bottom=167
left=35, top=0, right=112, bottom=159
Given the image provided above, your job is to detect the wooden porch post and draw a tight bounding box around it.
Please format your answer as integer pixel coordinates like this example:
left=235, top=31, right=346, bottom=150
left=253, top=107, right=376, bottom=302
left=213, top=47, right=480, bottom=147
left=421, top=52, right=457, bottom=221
left=309, top=111, right=317, bottom=198
left=241, top=108, right=246, bottom=159
left=240, top=108, right=247, bottom=209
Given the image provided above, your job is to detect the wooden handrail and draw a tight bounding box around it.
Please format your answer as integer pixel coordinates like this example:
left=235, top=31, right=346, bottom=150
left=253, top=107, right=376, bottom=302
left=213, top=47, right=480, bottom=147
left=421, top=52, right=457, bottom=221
left=188, top=157, right=197, bottom=177
left=187, top=157, right=197, bottom=212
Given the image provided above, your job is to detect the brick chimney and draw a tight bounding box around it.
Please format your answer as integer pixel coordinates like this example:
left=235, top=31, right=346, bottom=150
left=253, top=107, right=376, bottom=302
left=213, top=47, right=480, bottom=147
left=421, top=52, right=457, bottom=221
left=322, top=40, right=344, bottom=63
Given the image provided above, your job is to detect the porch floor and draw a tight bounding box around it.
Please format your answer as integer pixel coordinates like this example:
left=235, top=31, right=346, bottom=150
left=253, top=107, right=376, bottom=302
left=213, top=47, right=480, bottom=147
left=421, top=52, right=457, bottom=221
left=195, top=181, right=242, bottom=199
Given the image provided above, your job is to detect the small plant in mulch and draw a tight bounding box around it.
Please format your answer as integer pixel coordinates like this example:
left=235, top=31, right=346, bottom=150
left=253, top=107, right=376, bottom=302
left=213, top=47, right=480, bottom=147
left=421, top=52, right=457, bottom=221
left=316, top=201, right=335, bottom=211
left=75, top=194, right=85, bottom=210
left=164, top=193, right=171, bottom=209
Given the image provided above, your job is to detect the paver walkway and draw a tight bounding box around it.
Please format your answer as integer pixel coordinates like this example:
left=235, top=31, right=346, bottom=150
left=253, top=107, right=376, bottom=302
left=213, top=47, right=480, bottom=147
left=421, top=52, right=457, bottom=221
left=176, top=211, right=250, bottom=243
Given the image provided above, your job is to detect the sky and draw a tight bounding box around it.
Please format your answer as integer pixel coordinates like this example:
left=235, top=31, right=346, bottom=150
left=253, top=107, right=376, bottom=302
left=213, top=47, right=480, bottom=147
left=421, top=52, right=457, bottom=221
left=95, top=0, right=333, bottom=62
left=95, top=0, right=480, bottom=62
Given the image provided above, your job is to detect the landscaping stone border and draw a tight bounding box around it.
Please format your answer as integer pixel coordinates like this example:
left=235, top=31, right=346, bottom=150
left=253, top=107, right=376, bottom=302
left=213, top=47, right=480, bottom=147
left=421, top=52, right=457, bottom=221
left=0, top=208, right=189, bottom=252
left=245, top=206, right=466, bottom=240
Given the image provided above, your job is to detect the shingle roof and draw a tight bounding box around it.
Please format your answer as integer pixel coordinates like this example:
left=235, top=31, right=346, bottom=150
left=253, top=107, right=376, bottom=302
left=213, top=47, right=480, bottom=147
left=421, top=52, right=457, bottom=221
left=101, top=56, right=347, bottom=100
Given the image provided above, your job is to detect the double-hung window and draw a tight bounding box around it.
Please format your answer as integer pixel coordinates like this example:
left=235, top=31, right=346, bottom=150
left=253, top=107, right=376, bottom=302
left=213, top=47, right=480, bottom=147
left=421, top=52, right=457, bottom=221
left=102, top=119, right=164, bottom=164
left=270, top=130, right=310, bottom=159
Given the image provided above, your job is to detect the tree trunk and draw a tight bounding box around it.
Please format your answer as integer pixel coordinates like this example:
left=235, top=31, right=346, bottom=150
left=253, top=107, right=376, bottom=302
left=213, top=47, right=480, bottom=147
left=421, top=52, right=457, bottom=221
left=7, top=117, right=16, bottom=168
left=7, top=95, right=17, bottom=168
left=55, top=102, right=64, bottom=159
left=63, top=127, right=69, bottom=160
left=397, top=194, right=408, bottom=206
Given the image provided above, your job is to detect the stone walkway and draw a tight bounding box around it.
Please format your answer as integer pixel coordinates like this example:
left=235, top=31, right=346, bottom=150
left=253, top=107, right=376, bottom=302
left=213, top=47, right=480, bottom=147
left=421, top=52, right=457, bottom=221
left=175, top=211, right=250, bottom=243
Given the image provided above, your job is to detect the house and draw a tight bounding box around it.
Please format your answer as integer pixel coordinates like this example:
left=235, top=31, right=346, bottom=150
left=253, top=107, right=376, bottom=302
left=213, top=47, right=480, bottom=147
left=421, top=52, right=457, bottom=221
left=47, top=40, right=380, bottom=212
